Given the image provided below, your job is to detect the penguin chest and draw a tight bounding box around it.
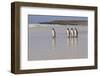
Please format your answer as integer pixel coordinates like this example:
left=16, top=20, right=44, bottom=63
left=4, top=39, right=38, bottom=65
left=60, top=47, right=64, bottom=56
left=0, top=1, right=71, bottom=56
left=70, top=30, right=74, bottom=36
left=52, top=30, right=55, bottom=36
left=74, top=30, right=77, bottom=36
left=66, top=30, right=70, bottom=36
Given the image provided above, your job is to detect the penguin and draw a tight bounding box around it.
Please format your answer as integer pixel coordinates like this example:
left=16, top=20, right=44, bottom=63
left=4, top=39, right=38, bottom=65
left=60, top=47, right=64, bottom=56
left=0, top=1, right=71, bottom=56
left=52, top=28, right=56, bottom=38
left=66, top=28, right=70, bottom=38
left=70, top=28, right=74, bottom=38
left=74, top=28, right=78, bottom=38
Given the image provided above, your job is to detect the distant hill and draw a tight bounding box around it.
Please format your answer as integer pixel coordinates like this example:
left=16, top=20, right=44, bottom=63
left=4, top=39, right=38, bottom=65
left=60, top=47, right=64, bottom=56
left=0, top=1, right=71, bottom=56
left=40, top=20, right=88, bottom=25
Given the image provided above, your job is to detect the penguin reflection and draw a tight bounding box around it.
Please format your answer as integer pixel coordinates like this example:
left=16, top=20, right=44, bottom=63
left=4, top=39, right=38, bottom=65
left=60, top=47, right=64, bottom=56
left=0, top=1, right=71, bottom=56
left=69, top=37, right=78, bottom=47
left=52, top=37, right=56, bottom=48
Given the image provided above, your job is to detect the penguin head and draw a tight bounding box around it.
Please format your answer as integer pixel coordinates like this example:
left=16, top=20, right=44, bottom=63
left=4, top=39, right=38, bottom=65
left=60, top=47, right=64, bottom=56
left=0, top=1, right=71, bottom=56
left=71, top=28, right=73, bottom=30
left=52, top=28, right=54, bottom=30
left=67, top=28, right=69, bottom=30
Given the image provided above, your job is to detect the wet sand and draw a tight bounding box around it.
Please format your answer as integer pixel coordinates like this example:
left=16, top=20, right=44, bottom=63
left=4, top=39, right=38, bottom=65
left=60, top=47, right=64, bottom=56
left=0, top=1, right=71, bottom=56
left=28, top=25, right=88, bottom=61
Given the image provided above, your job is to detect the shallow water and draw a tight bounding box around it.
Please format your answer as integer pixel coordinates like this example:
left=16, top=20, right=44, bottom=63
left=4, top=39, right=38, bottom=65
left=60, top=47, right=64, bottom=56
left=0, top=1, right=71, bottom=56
left=28, top=25, right=88, bottom=61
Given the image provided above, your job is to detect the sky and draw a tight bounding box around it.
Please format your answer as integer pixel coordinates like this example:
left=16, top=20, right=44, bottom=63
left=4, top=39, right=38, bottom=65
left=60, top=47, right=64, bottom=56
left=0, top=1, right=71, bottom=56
left=28, top=15, right=88, bottom=24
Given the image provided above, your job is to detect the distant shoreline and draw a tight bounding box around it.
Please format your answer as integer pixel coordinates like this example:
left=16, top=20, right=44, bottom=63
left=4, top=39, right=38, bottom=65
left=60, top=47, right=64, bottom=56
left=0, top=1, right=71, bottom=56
left=39, top=20, right=88, bottom=25
left=28, top=23, right=88, bottom=28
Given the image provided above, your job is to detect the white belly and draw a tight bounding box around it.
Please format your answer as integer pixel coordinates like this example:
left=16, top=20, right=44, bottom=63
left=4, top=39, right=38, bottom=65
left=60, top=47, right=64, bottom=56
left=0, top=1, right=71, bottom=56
left=66, top=30, right=70, bottom=36
left=70, top=30, right=74, bottom=37
left=74, top=30, right=77, bottom=37
left=52, top=30, right=55, bottom=36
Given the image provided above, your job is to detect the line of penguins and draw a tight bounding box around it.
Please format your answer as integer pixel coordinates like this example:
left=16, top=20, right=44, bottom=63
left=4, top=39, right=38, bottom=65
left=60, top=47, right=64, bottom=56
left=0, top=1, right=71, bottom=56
left=52, top=28, right=78, bottom=38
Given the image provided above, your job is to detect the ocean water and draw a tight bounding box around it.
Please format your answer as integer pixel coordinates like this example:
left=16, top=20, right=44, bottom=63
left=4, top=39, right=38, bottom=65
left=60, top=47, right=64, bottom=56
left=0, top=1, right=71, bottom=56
left=28, top=25, right=88, bottom=61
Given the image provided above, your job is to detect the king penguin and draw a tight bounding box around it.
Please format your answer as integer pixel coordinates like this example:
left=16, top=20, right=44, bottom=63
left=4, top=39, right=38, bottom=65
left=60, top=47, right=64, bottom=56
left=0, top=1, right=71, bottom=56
left=52, top=28, right=56, bottom=38
left=70, top=28, right=74, bottom=38
left=66, top=28, right=70, bottom=38
left=74, top=28, right=78, bottom=38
